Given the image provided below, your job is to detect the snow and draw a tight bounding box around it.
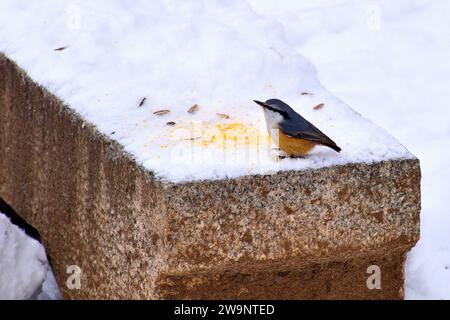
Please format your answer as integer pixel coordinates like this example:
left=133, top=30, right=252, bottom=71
left=0, top=0, right=412, bottom=183
left=36, top=268, right=62, bottom=300
left=0, top=213, right=48, bottom=299
left=248, top=0, right=450, bottom=299
left=0, top=0, right=448, bottom=299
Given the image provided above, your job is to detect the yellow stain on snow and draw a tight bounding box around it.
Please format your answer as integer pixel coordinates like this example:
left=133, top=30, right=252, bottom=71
left=165, top=120, right=268, bottom=150
left=200, top=122, right=265, bottom=149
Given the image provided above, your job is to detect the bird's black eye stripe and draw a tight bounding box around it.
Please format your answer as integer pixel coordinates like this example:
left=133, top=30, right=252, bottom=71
left=265, top=105, right=289, bottom=118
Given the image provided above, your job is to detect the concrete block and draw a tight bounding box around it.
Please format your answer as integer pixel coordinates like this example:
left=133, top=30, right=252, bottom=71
left=0, top=53, right=420, bottom=299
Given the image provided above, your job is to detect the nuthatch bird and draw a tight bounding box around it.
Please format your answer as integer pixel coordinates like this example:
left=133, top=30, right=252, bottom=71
left=254, top=99, right=341, bottom=156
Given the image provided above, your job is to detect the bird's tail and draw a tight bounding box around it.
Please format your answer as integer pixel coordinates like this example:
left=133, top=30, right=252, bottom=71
left=324, top=143, right=342, bottom=153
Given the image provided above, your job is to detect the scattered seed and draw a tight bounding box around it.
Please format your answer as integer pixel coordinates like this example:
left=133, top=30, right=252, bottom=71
left=187, top=104, right=199, bottom=114
left=153, top=109, right=170, bottom=116
left=138, top=97, right=146, bottom=108
left=184, top=137, right=201, bottom=141
left=313, top=103, right=324, bottom=110
left=54, top=46, right=68, bottom=51
left=301, top=92, right=313, bottom=96
left=216, top=113, right=230, bottom=119
left=166, top=121, right=176, bottom=126
left=111, top=131, right=116, bottom=135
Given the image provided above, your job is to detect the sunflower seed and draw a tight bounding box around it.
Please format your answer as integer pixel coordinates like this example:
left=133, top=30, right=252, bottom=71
left=153, top=109, right=170, bottom=116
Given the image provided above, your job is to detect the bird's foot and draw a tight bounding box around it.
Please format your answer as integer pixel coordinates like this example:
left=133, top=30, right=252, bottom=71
left=277, top=154, right=306, bottom=160
left=271, top=148, right=305, bottom=161
left=289, top=154, right=306, bottom=159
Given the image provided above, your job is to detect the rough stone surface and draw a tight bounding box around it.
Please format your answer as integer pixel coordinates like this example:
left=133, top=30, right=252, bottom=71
left=0, top=53, right=421, bottom=299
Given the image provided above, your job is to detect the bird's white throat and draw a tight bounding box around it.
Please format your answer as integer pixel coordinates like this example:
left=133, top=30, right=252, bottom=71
left=263, top=109, right=283, bottom=133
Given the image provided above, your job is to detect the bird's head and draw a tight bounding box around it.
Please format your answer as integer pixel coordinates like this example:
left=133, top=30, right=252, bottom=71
left=254, top=99, right=293, bottom=128
left=254, top=99, right=292, bottom=118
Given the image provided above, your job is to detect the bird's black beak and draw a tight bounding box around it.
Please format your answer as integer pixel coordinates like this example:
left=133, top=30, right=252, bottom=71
left=253, top=100, right=267, bottom=108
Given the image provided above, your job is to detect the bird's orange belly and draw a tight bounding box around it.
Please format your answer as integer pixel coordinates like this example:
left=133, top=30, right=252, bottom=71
left=273, top=130, right=317, bottom=156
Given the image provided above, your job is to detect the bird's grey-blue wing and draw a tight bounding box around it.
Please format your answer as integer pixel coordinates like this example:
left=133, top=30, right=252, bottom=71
left=279, top=114, right=341, bottom=151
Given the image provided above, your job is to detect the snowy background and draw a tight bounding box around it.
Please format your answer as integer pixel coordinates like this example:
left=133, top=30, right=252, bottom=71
left=1, top=0, right=449, bottom=299
left=249, top=0, right=450, bottom=299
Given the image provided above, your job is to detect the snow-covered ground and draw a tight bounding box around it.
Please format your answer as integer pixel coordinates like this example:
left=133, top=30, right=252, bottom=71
left=0, top=0, right=412, bottom=183
left=0, top=0, right=449, bottom=299
left=0, top=213, right=49, bottom=299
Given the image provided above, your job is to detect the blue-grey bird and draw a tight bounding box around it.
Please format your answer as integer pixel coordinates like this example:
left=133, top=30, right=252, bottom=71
left=254, top=99, right=341, bottom=156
